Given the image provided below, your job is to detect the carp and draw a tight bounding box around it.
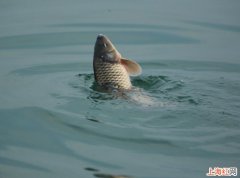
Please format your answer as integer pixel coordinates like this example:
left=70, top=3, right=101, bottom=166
left=93, top=34, right=142, bottom=90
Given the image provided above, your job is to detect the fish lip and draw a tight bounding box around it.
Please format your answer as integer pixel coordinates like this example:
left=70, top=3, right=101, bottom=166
left=97, top=34, right=111, bottom=43
left=97, top=34, right=106, bottom=40
left=98, top=34, right=104, bottom=37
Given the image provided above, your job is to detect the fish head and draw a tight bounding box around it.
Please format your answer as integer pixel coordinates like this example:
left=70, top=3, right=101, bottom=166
left=94, top=34, right=121, bottom=63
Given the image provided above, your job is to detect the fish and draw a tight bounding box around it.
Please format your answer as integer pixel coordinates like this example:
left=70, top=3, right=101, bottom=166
left=93, top=34, right=142, bottom=90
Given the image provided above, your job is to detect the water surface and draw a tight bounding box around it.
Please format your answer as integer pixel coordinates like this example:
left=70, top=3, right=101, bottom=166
left=0, top=0, right=240, bottom=178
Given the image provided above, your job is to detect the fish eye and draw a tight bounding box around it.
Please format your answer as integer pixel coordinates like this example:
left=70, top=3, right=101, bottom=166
left=98, top=43, right=107, bottom=48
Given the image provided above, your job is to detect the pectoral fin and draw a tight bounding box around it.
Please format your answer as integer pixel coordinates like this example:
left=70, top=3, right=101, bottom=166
left=121, top=58, right=142, bottom=76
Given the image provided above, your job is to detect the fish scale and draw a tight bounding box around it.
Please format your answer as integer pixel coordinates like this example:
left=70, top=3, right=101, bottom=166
left=94, top=60, right=132, bottom=89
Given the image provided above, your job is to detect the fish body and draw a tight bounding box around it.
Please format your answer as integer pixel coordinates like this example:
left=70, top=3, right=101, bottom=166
left=93, top=59, right=132, bottom=89
left=93, top=34, right=141, bottom=90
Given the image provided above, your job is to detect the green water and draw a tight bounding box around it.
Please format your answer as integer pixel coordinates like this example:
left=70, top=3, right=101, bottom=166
left=0, top=1, right=240, bottom=178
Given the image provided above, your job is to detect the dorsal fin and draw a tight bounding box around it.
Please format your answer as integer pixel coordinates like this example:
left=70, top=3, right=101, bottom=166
left=121, top=58, right=142, bottom=76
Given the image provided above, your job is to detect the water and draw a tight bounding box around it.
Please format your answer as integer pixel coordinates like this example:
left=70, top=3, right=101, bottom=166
left=0, top=0, right=240, bottom=178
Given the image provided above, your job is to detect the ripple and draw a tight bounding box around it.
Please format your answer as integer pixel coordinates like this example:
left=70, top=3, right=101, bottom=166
left=85, top=166, right=131, bottom=178
left=65, top=122, right=173, bottom=147
left=141, top=60, right=240, bottom=73
left=50, top=22, right=187, bottom=31
left=85, top=167, right=99, bottom=172
left=132, top=76, right=184, bottom=95
left=12, top=63, right=83, bottom=75
left=75, top=73, right=198, bottom=107
left=10, top=60, right=204, bottom=109
left=185, top=20, right=240, bottom=32
left=132, top=75, right=202, bottom=107
left=174, top=95, right=199, bottom=105
left=94, top=173, right=131, bottom=178
left=0, top=31, right=199, bottom=49
left=132, top=75, right=170, bottom=91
